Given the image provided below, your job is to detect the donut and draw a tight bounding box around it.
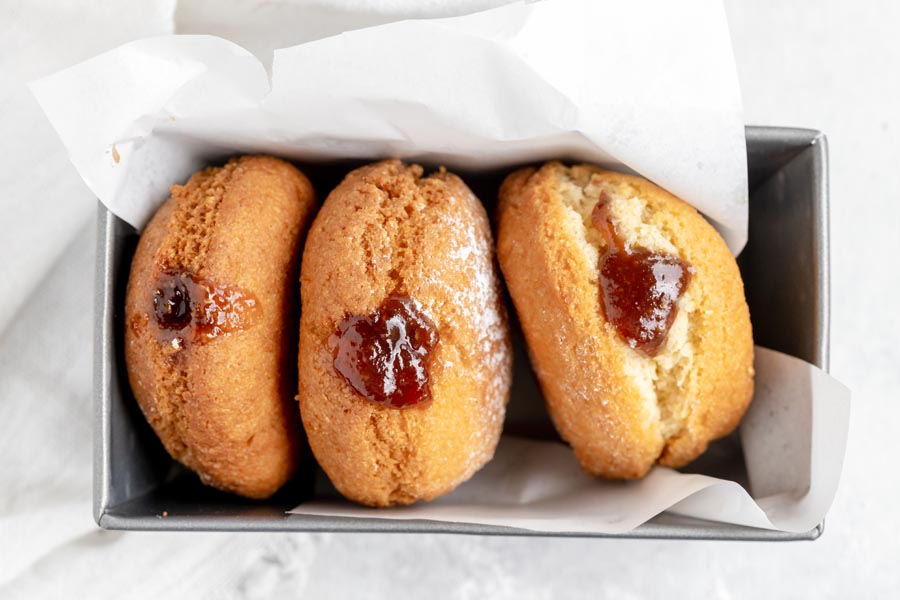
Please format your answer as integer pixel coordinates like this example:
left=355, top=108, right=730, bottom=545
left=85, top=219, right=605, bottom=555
left=497, top=162, right=753, bottom=478
left=298, top=160, right=511, bottom=507
left=125, top=155, right=317, bottom=499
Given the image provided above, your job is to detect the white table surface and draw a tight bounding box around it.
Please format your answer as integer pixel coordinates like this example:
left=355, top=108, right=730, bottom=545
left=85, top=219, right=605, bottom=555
left=1, top=1, right=896, bottom=597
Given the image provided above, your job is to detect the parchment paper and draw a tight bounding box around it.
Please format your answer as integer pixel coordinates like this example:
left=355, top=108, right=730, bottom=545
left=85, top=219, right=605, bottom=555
left=31, top=0, right=849, bottom=533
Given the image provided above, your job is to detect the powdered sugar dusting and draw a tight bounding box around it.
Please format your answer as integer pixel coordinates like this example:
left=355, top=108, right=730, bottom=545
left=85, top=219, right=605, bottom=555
left=418, top=187, right=511, bottom=477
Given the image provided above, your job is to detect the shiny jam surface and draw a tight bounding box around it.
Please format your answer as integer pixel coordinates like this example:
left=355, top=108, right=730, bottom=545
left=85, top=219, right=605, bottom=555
left=329, top=295, right=439, bottom=409
left=592, top=196, right=692, bottom=357
left=151, top=269, right=259, bottom=347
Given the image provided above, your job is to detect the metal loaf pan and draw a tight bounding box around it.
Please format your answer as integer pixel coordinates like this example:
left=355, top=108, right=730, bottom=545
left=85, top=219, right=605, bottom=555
left=94, top=126, right=829, bottom=540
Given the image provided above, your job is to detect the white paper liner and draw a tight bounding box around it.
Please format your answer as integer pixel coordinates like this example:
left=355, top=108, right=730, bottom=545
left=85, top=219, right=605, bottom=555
left=31, top=0, right=748, bottom=250
left=30, top=0, right=849, bottom=533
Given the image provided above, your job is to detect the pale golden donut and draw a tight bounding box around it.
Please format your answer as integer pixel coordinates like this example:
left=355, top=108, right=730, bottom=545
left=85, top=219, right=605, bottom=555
left=497, top=162, right=753, bottom=478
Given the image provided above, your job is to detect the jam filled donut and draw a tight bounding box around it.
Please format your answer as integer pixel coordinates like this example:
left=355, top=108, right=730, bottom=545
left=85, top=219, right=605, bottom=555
left=125, top=155, right=317, bottom=499
left=497, top=162, right=753, bottom=478
left=299, top=160, right=511, bottom=507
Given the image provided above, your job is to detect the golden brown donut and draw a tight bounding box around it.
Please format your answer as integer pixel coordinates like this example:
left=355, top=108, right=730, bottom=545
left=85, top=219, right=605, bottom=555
left=497, top=162, right=753, bottom=478
left=298, top=160, right=511, bottom=507
left=125, top=155, right=317, bottom=499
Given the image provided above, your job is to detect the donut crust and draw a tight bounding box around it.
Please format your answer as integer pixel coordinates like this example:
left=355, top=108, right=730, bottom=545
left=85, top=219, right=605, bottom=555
left=125, top=155, right=317, bottom=499
left=299, top=160, right=511, bottom=507
left=497, top=162, right=753, bottom=478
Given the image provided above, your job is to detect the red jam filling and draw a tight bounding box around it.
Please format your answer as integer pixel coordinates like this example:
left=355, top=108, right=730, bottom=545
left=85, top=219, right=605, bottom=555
left=329, top=295, right=439, bottom=409
left=592, top=194, right=692, bottom=357
left=151, top=269, right=259, bottom=347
